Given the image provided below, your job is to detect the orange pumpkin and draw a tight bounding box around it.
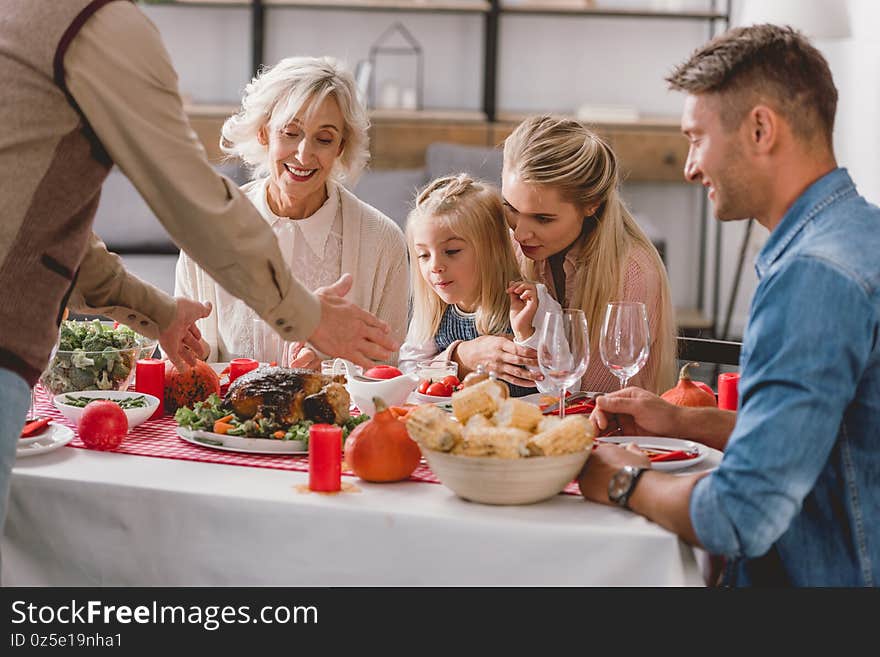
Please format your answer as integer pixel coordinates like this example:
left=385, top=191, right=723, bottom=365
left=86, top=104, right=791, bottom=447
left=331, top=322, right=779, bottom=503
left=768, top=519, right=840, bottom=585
left=344, top=397, right=422, bottom=483
left=164, top=360, right=221, bottom=413
left=661, top=362, right=717, bottom=407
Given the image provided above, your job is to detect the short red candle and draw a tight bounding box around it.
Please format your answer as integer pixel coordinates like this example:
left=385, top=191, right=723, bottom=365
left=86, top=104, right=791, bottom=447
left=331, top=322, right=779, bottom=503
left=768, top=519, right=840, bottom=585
left=229, top=357, right=259, bottom=383
left=717, top=372, right=740, bottom=411
left=135, top=358, right=165, bottom=420
left=309, top=424, right=342, bottom=492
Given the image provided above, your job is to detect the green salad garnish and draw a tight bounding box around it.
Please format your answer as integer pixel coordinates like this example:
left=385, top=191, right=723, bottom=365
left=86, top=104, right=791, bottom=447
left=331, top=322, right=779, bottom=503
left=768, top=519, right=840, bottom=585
left=175, top=393, right=369, bottom=448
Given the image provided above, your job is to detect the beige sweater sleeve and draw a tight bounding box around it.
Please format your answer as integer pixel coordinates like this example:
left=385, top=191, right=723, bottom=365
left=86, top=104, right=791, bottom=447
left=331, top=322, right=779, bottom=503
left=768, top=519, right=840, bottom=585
left=63, top=1, right=320, bottom=341
left=67, top=233, right=177, bottom=340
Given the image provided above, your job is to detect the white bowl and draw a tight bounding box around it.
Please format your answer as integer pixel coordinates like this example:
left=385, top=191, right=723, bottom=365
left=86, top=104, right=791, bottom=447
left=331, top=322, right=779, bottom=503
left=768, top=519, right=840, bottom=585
left=53, top=390, right=161, bottom=430
left=422, top=447, right=592, bottom=505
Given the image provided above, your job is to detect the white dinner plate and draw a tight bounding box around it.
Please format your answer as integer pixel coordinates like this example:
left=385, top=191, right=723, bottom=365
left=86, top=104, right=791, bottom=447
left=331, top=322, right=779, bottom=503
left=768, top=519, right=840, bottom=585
left=17, top=423, right=74, bottom=458
left=176, top=427, right=307, bottom=455
left=599, top=436, right=709, bottom=472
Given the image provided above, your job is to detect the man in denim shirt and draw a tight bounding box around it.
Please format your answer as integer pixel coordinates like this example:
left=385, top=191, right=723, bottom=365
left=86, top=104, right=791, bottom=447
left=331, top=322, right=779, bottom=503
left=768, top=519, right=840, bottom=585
left=579, top=24, right=879, bottom=586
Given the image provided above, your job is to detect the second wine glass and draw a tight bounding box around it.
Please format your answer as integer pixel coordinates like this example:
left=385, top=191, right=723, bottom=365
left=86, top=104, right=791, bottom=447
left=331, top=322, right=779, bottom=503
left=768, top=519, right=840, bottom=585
left=537, top=309, right=589, bottom=419
left=599, top=301, right=650, bottom=389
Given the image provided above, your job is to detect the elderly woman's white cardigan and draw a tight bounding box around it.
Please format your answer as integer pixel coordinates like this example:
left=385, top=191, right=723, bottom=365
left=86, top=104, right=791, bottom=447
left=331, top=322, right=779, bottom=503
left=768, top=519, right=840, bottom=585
left=175, top=178, right=409, bottom=364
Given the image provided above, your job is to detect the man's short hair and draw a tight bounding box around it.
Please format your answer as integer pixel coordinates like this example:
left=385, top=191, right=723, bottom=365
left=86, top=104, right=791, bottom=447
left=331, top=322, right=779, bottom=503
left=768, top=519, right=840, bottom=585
left=666, top=24, right=837, bottom=146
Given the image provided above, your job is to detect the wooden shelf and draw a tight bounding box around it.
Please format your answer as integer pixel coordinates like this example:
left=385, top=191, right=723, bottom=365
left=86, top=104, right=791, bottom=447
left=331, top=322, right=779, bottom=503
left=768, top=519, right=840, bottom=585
left=184, top=104, right=687, bottom=180
left=263, top=0, right=490, bottom=12
left=500, top=2, right=727, bottom=20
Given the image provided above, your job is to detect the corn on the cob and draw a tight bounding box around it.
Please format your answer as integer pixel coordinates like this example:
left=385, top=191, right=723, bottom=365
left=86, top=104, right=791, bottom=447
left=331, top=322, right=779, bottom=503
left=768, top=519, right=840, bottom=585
left=465, top=413, right=493, bottom=432
left=537, top=415, right=561, bottom=434
left=405, top=404, right=462, bottom=452
left=452, top=427, right=531, bottom=459
left=526, top=415, right=594, bottom=457
left=451, top=379, right=504, bottom=423
left=493, top=398, right=543, bottom=432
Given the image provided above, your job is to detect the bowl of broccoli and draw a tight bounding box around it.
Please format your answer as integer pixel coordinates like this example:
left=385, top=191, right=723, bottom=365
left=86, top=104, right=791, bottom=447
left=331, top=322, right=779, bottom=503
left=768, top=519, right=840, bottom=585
left=40, top=320, right=158, bottom=396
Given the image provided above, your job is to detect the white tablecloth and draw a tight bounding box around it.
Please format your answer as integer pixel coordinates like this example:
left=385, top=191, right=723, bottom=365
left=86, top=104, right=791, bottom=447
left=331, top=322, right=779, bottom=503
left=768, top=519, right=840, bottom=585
left=3, top=447, right=713, bottom=586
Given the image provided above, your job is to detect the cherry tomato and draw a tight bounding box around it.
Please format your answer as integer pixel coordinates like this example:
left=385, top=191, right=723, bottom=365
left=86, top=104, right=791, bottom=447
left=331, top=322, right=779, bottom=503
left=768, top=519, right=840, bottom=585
left=418, top=379, right=431, bottom=395
left=440, top=375, right=460, bottom=389
left=426, top=382, right=452, bottom=397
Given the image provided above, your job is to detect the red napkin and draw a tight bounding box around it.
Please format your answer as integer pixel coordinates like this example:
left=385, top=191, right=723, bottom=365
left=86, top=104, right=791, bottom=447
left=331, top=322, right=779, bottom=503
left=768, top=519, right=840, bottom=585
left=543, top=400, right=595, bottom=416
left=21, top=417, right=51, bottom=438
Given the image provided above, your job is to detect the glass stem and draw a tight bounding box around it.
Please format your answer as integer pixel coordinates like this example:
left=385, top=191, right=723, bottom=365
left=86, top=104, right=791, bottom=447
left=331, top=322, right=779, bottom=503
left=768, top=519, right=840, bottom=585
left=620, top=377, right=629, bottom=390
left=559, top=386, right=567, bottom=419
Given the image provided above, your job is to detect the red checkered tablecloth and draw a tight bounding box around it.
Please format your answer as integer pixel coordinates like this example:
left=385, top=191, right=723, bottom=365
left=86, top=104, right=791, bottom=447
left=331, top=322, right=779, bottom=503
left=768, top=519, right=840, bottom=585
left=32, top=386, right=581, bottom=495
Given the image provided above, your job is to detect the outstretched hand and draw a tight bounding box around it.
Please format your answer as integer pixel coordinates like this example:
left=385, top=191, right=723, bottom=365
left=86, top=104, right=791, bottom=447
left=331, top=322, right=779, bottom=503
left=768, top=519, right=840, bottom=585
left=159, top=298, right=212, bottom=371
left=308, top=273, right=398, bottom=370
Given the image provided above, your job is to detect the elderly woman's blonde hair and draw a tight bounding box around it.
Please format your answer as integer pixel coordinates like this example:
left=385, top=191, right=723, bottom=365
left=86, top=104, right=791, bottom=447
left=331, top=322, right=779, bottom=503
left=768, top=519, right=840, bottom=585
left=221, top=56, right=369, bottom=183
left=503, top=115, right=677, bottom=393
left=406, top=174, right=522, bottom=344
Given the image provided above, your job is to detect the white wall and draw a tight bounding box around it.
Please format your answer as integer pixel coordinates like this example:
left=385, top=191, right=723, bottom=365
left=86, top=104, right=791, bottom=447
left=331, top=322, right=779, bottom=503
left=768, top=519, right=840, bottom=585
left=142, top=0, right=880, bottom=338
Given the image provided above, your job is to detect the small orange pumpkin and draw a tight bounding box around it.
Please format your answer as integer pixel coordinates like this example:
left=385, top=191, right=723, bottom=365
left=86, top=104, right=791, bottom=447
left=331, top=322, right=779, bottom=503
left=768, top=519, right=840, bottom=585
left=661, top=362, right=717, bottom=407
left=344, top=397, right=422, bottom=483
left=164, top=359, right=221, bottom=413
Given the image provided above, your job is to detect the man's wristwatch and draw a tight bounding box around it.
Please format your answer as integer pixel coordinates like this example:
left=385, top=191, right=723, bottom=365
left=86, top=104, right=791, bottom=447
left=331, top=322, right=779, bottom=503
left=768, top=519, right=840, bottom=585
left=608, top=465, right=647, bottom=509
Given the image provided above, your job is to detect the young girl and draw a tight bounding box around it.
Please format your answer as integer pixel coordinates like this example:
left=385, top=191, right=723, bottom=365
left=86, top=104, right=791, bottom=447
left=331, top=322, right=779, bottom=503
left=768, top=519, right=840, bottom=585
left=398, top=174, right=560, bottom=397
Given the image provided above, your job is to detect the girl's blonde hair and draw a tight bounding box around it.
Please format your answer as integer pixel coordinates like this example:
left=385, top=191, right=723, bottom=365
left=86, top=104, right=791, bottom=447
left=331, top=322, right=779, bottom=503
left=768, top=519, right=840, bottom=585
left=503, top=115, right=677, bottom=393
left=406, top=174, right=522, bottom=345
left=221, top=56, right=369, bottom=184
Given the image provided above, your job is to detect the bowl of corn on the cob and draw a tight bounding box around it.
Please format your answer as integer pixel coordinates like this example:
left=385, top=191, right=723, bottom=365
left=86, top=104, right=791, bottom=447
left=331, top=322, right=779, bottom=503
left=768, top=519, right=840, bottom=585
left=405, top=379, right=595, bottom=505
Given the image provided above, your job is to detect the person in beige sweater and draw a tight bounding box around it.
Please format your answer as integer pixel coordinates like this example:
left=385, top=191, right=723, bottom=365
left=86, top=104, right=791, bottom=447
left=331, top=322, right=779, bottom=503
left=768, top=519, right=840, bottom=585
left=0, top=1, right=396, bottom=541
left=175, top=57, right=409, bottom=367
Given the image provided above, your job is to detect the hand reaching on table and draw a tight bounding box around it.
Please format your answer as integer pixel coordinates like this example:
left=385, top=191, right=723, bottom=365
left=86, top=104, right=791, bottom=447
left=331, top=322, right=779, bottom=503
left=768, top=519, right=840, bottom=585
left=286, top=342, right=321, bottom=370
left=589, top=386, right=684, bottom=438
left=454, top=335, right=541, bottom=388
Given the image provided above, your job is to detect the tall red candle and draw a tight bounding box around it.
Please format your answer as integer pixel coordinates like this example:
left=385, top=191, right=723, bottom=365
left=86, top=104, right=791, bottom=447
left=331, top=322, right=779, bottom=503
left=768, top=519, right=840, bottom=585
left=309, top=424, right=342, bottom=492
left=229, top=357, right=259, bottom=383
left=135, top=358, right=165, bottom=419
left=717, top=372, right=740, bottom=411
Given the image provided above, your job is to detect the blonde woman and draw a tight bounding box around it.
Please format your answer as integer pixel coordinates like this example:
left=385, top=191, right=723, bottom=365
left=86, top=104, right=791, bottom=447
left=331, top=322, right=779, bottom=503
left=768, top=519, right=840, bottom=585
left=175, top=56, right=408, bottom=366
left=453, top=115, right=677, bottom=394
left=398, top=174, right=561, bottom=397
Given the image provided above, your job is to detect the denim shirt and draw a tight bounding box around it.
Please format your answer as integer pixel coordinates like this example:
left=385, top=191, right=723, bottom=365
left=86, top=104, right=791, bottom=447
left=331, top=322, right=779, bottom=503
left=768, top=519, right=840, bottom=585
left=690, top=168, right=880, bottom=586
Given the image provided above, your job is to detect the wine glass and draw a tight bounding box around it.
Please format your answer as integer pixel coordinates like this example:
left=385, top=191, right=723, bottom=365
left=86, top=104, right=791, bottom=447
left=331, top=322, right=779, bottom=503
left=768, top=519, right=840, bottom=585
left=600, top=301, right=650, bottom=389
left=537, top=309, right=589, bottom=419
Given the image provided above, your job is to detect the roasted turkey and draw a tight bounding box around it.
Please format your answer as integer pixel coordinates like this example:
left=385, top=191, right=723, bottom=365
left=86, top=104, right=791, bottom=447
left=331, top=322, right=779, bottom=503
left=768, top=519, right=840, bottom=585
left=224, top=366, right=350, bottom=425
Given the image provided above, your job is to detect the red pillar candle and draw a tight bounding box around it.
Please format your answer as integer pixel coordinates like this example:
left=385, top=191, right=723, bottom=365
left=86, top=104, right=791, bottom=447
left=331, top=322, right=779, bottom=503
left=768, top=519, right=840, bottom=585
left=229, top=357, right=259, bottom=383
left=135, top=358, right=165, bottom=420
left=309, top=424, right=342, bottom=492
left=717, top=372, right=741, bottom=411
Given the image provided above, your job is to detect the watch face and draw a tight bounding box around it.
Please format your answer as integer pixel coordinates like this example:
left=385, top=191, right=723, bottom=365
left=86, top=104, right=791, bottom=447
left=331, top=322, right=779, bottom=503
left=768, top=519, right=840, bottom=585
left=609, top=465, right=642, bottom=506
left=608, top=467, right=634, bottom=503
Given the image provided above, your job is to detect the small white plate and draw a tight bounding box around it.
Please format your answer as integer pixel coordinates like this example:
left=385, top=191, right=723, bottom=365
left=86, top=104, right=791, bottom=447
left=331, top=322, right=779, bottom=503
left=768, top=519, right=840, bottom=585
left=600, top=436, right=708, bottom=472
left=176, top=427, right=307, bottom=455
left=17, top=423, right=74, bottom=458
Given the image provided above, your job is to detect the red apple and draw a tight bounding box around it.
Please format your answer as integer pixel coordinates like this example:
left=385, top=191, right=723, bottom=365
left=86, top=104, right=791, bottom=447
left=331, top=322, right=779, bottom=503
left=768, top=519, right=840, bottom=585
left=364, top=365, right=403, bottom=379
left=77, top=400, right=128, bottom=451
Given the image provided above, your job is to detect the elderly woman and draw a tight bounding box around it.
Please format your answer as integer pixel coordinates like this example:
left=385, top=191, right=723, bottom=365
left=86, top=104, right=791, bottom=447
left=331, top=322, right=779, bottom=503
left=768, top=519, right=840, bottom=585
left=176, top=56, right=408, bottom=367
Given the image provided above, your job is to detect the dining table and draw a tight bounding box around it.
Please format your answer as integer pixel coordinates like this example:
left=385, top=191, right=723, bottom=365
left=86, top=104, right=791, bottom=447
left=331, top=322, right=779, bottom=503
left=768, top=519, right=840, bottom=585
left=2, top=388, right=719, bottom=587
